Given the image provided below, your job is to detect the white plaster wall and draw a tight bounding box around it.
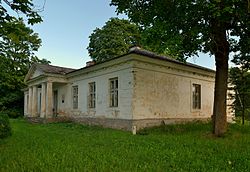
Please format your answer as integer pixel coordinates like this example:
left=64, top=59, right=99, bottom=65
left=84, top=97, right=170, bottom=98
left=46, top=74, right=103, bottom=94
left=57, top=62, right=133, bottom=120
left=132, top=60, right=215, bottom=120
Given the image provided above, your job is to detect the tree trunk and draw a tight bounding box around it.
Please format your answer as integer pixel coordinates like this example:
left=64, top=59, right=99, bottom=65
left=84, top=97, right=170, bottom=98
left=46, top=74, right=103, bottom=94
left=213, top=53, right=228, bottom=136
left=211, top=19, right=229, bottom=136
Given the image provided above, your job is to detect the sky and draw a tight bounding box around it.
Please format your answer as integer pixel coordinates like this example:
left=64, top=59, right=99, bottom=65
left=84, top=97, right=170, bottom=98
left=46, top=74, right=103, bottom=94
left=29, top=0, right=216, bottom=70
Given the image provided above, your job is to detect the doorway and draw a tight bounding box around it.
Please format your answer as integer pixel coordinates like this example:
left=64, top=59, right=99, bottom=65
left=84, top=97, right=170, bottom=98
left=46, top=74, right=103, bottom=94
left=53, top=90, right=58, bottom=116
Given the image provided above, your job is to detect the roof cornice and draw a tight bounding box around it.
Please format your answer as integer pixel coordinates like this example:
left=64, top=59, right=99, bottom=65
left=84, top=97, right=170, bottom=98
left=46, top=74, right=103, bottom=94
left=128, top=48, right=215, bottom=73
left=66, top=49, right=215, bottom=78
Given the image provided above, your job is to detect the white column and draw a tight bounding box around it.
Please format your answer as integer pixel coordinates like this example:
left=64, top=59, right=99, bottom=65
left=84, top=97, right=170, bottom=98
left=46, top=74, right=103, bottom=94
left=28, top=87, right=33, bottom=116
left=46, top=82, right=53, bottom=117
left=40, top=83, right=46, bottom=118
left=24, top=92, right=27, bottom=116
left=32, top=85, right=38, bottom=117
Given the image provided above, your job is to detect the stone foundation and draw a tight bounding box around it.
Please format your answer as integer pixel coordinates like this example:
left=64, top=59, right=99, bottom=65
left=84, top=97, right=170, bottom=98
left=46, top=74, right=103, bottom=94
left=132, top=118, right=211, bottom=131
left=26, top=116, right=211, bottom=132
left=70, top=117, right=211, bottom=132
left=71, top=117, right=132, bottom=131
left=26, top=116, right=71, bottom=124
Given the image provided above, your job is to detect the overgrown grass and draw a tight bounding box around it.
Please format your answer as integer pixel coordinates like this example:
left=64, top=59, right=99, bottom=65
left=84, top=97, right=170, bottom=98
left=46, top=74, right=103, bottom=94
left=0, top=119, right=250, bottom=171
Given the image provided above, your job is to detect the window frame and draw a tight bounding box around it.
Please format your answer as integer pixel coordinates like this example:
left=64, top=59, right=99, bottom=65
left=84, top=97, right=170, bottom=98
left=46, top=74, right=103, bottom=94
left=192, top=83, right=201, bottom=110
left=109, top=77, right=118, bottom=107
left=72, top=85, right=78, bottom=109
left=88, top=82, right=96, bottom=109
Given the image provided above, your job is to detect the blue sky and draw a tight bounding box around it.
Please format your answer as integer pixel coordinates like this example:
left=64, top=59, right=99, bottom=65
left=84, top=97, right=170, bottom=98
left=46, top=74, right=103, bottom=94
left=30, top=0, right=215, bottom=69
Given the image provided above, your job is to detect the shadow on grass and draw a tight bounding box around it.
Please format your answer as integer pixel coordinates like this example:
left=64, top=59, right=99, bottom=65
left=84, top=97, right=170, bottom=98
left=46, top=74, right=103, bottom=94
left=138, top=120, right=250, bottom=137
left=137, top=121, right=211, bottom=135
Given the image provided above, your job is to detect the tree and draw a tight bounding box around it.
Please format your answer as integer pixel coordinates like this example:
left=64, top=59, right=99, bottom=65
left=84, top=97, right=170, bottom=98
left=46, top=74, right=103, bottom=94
left=0, top=18, right=49, bottom=117
left=111, top=0, right=250, bottom=136
left=0, top=1, right=45, bottom=117
left=0, top=18, right=42, bottom=86
left=87, top=18, right=141, bottom=62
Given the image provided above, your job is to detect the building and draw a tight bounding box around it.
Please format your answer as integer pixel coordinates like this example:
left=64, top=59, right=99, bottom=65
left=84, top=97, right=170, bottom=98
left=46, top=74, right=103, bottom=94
left=23, top=47, right=232, bottom=131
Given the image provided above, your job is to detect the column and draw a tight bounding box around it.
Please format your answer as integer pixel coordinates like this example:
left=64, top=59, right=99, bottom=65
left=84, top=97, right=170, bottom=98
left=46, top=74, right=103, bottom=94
left=28, top=87, right=33, bottom=116
left=40, top=83, right=46, bottom=118
left=32, top=85, right=38, bottom=117
left=46, top=82, right=53, bottom=117
left=24, top=92, right=27, bottom=116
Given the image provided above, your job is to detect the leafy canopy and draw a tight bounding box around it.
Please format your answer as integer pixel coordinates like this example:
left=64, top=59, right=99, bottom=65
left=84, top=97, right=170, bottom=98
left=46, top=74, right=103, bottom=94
left=111, top=0, right=249, bottom=60
left=0, top=18, right=42, bottom=89
left=0, top=0, right=42, bottom=25
left=87, top=18, right=141, bottom=62
left=0, top=0, right=46, bottom=116
left=0, top=18, right=49, bottom=116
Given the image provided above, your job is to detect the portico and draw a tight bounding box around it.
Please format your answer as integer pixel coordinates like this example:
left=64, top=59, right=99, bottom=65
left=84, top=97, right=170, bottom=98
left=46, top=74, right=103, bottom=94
left=24, top=63, right=75, bottom=118
left=25, top=82, right=53, bottom=117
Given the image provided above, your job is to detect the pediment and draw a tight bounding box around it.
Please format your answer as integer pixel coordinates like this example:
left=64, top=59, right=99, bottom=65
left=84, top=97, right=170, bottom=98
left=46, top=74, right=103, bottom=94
left=24, top=64, right=45, bottom=83
left=31, top=68, right=44, bottom=79
left=24, top=63, right=75, bottom=83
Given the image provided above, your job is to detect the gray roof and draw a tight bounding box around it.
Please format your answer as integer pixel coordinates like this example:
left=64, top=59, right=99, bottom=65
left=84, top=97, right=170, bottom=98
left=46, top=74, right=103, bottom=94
left=36, top=63, right=76, bottom=75
left=128, top=47, right=215, bottom=73
left=67, top=47, right=215, bottom=75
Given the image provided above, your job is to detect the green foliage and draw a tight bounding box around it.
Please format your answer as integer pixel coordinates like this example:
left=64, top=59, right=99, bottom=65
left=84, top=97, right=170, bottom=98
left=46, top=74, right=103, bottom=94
left=87, top=18, right=141, bottom=62
left=3, top=109, right=22, bottom=119
left=1, top=119, right=250, bottom=171
left=0, top=18, right=49, bottom=117
left=0, top=113, right=11, bottom=139
left=0, top=0, right=42, bottom=25
left=0, top=69, right=25, bottom=118
left=0, top=19, right=41, bottom=78
left=0, top=1, right=45, bottom=117
left=111, top=0, right=249, bottom=61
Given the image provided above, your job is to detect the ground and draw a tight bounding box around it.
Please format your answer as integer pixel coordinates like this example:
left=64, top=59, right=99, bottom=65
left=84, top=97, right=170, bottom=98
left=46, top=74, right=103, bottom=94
left=0, top=119, right=250, bottom=171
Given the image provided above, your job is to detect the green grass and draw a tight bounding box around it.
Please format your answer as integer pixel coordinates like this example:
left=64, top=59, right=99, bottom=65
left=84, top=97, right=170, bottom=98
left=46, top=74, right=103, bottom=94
left=0, top=119, right=250, bottom=172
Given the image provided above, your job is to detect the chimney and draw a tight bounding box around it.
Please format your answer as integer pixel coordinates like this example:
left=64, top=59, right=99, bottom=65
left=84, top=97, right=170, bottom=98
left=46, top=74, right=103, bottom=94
left=86, top=61, right=96, bottom=67
left=129, top=45, right=141, bottom=52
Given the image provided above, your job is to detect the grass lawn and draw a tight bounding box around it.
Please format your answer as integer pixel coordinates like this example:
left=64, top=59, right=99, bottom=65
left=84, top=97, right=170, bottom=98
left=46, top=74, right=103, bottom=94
left=1, top=119, right=250, bottom=171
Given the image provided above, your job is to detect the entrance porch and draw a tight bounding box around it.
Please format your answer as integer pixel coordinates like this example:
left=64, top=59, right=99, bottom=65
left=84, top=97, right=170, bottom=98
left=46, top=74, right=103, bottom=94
left=24, top=81, right=67, bottom=118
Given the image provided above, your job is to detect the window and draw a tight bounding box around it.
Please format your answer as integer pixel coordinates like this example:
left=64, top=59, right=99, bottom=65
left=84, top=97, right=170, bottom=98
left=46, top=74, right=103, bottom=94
left=72, top=86, right=78, bottom=109
left=88, top=82, right=96, bottom=108
left=192, top=84, right=201, bottom=109
left=110, top=78, right=118, bottom=107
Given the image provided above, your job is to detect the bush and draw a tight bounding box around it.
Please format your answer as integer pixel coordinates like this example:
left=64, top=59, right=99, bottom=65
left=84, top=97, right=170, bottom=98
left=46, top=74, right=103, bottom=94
left=0, top=113, right=12, bottom=138
left=3, top=108, right=22, bottom=118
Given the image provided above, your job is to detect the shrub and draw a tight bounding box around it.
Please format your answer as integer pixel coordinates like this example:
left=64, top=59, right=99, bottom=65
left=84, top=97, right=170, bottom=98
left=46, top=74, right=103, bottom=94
left=3, top=108, right=22, bottom=118
left=0, top=113, right=12, bottom=138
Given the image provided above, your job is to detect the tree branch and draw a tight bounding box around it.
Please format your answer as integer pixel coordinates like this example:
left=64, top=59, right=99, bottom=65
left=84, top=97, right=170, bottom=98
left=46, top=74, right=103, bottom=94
left=2, top=0, right=11, bottom=7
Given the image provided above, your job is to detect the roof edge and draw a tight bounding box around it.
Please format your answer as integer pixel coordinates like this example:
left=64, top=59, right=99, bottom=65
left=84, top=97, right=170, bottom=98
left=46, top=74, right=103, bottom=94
left=128, top=47, right=215, bottom=73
